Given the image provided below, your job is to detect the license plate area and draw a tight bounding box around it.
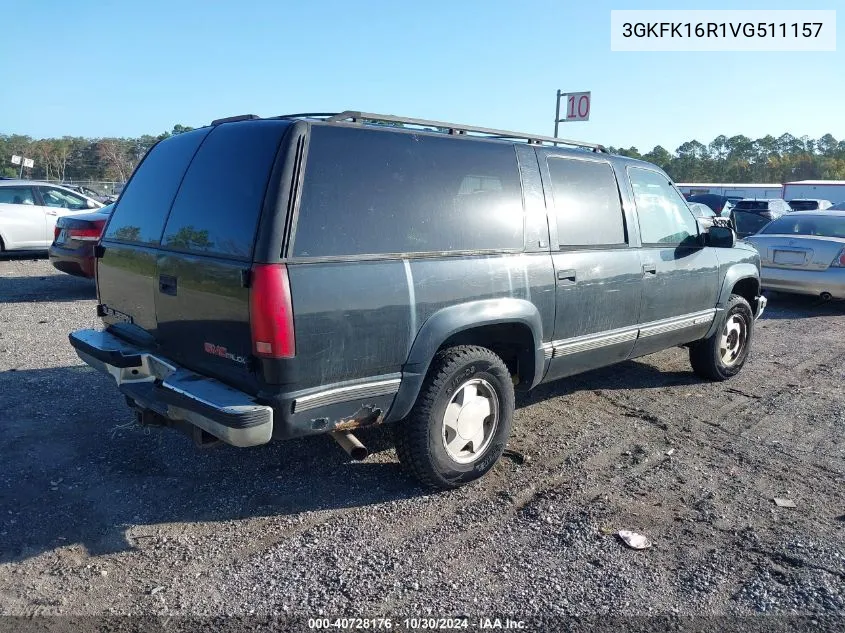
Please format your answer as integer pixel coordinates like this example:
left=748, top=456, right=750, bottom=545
left=773, top=249, right=807, bottom=265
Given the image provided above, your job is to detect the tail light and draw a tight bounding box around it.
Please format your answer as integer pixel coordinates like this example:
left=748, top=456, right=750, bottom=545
left=68, top=225, right=105, bottom=241
left=831, top=248, right=845, bottom=268
left=249, top=264, right=295, bottom=359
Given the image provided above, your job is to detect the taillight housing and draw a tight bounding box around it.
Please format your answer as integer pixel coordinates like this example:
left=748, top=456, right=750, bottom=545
left=249, top=264, right=295, bottom=359
left=832, top=248, right=845, bottom=268
left=68, top=226, right=104, bottom=242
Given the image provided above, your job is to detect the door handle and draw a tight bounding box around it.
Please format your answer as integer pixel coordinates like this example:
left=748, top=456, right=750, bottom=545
left=46, top=210, right=57, bottom=216
left=158, top=274, right=178, bottom=296
left=557, top=269, right=576, bottom=283
left=642, top=264, right=657, bottom=276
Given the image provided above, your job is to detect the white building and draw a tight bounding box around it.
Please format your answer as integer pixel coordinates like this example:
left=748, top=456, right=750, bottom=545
left=676, top=183, right=784, bottom=199
left=781, top=180, right=845, bottom=204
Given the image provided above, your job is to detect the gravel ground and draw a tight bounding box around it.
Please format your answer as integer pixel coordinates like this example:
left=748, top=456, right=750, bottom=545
left=1, top=257, right=844, bottom=630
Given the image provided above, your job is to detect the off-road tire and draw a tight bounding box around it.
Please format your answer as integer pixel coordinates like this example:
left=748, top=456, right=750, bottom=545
left=689, top=294, right=754, bottom=381
left=394, top=345, right=514, bottom=490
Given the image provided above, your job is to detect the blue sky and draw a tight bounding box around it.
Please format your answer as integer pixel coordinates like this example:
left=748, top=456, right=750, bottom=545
left=1, top=0, right=841, bottom=153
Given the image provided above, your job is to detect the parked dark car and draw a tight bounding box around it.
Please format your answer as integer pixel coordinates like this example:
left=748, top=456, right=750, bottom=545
left=730, top=199, right=791, bottom=238
left=787, top=198, right=833, bottom=211
left=49, top=204, right=113, bottom=278
left=686, top=193, right=742, bottom=216
left=68, top=111, right=765, bottom=489
left=61, top=184, right=116, bottom=204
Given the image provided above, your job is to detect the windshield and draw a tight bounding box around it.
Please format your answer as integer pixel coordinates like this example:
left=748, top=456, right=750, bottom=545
left=733, top=211, right=773, bottom=235
left=760, top=215, right=845, bottom=238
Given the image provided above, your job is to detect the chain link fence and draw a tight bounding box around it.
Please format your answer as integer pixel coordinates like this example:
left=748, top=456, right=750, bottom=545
left=44, top=179, right=126, bottom=196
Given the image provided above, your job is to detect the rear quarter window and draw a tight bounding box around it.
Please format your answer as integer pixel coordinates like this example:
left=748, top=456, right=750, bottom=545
left=161, top=120, right=289, bottom=259
left=104, top=128, right=210, bottom=245
left=293, top=126, right=525, bottom=257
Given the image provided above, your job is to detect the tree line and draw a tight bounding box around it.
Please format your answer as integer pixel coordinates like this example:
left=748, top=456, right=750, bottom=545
left=0, top=125, right=195, bottom=184
left=2, top=126, right=844, bottom=186
left=608, top=133, right=845, bottom=183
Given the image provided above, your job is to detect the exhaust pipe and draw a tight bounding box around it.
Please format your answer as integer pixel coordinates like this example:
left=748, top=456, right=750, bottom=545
left=331, top=431, right=368, bottom=461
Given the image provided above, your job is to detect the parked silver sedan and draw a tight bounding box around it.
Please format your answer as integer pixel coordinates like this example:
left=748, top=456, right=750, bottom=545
left=745, top=210, right=845, bottom=300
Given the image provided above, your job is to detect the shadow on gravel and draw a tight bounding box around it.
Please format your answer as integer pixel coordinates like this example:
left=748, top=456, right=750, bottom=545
left=0, top=366, right=424, bottom=565
left=519, top=358, right=700, bottom=407
left=760, top=292, right=845, bottom=320
left=0, top=273, right=95, bottom=303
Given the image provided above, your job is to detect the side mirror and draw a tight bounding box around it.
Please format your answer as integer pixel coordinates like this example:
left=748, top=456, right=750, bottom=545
left=707, top=225, right=736, bottom=248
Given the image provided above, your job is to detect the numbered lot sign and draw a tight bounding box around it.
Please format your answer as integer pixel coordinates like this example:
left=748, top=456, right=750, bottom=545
left=565, top=92, right=591, bottom=121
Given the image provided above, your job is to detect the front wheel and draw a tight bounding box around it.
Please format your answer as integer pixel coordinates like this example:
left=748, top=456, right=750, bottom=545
left=689, top=294, right=754, bottom=381
left=394, top=345, right=514, bottom=490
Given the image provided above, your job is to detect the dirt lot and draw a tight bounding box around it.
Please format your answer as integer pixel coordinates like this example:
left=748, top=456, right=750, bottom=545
left=1, top=257, right=843, bottom=629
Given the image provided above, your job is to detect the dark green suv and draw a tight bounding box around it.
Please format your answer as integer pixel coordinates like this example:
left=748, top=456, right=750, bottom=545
left=70, top=111, right=766, bottom=489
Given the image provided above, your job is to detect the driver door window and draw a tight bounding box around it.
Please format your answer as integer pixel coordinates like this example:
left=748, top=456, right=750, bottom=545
left=629, top=168, right=698, bottom=245
left=39, top=187, right=88, bottom=211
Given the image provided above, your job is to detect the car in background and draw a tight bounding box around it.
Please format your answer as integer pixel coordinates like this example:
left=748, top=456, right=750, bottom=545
left=61, top=184, right=116, bottom=205
left=745, top=210, right=845, bottom=300
left=829, top=201, right=845, bottom=211
left=49, top=204, right=113, bottom=278
left=686, top=193, right=742, bottom=216
left=687, top=201, right=718, bottom=230
left=0, top=180, right=104, bottom=253
left=730, top=198, right=791, bottom=238
left=787, top=198, right=833, bottom=212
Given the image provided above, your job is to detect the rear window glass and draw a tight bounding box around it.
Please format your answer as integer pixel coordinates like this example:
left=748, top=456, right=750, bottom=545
left=734, top=200, right=770, bottom=211
left=293, top=126, right=524, bottom=257
left=161, top=120, right=289, bottom=259
left=105, top=128, right=210, bottom=245
left=788, top=200, right=820, bottom=211
left=546, top=157, right=625, bottom=247
left=733, top=211, right=772, bottom=235
left=760, top=215, right=845, bottom=238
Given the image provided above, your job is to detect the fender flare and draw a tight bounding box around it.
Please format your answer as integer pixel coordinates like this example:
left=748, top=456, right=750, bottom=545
left=704, top=264, right=760, bottom=338
left=384, top=298, right=545, bottom=424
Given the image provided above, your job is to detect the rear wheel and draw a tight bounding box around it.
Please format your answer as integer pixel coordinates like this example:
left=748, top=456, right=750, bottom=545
left=394, top=345, right=514, bottom=490
left=689, top=294, right=753, bottom=381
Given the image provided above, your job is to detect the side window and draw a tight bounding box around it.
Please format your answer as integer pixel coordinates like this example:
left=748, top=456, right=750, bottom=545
left=161, top=120, right=289, bottom=259
left=105, top=128, right=210, bottom=245
left=40, top=188, right=87, bottom=210
left=0, top=187, right=35, bottom=205
left=546, top=157, right=626, bottom=247
left=293, top=126, right=524, bottom=257
left=628, top=168, right=699, bottom=245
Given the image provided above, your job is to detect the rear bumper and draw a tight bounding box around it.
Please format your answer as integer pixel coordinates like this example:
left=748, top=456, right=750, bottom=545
left=69, top=329, right=273, bottom=447
left=760, top=266, right=845, bottom=298
left=49, top=243, right=96, bottom=278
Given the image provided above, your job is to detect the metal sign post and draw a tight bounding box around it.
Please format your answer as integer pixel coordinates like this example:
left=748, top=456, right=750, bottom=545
left=554, top=90, right=592, bottom=137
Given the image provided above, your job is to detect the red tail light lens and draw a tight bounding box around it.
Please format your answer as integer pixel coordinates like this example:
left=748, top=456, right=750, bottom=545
left=68, top=226, right=104, bottom=241
left=54, top=226, right=61, bottom=241
left=249, top=264, right=295, bottom=359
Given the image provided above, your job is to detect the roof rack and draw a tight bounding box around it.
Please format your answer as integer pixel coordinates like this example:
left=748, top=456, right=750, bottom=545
left=275, top=110, right=608, bottom=153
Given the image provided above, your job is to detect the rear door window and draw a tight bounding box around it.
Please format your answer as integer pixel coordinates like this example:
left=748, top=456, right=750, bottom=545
left=293, top=126, right=524, bottom=257
left=0, top=187, right=35, bottom=205
left=546, top=156, right=626, bottom=247
left=160, top=120, right=289, bottom=259
left=104, top=128, right=210, bottom=245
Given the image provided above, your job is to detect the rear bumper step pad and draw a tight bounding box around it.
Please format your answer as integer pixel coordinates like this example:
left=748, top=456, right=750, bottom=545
left=69, top=329, right=273, bottom=447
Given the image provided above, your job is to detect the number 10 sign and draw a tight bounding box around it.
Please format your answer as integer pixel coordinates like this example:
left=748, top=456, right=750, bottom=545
left=563, top=92, right=591, bottom=121
left=554, top=90, right=591, bottom=137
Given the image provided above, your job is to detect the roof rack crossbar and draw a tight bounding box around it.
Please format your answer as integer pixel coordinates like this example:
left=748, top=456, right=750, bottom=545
left=273, top=112, right=341, bottom=120
left=318, top=110, right=608, bottom=153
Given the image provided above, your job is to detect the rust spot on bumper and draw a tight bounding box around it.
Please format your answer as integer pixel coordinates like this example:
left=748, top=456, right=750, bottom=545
left=333, top=404, right=383, bottom=431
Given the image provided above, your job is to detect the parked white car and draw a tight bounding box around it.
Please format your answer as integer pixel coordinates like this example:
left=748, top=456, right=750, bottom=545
left=0, top=180, right=104, bottom=252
